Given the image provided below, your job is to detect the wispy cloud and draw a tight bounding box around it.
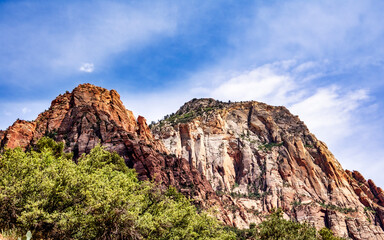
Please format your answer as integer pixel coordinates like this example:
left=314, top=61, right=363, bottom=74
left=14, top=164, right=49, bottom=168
left=79, top=63, right=94, bottom=73
left=21, top=107, right=31, bottom=114
left=290, top=87, right=369, bottom=145
left=1, top=0, right=384, bottom=187
left=201, top=61, right=369, bottom=146
left=235, top=0, right=384, bottom=67
left=123, top=59, right=383, bottom=186
left=0, top=101, right=50, bottom=130
left=210, top=61, right=300, bottom=105
left=0, top=1, right=178, bottom=86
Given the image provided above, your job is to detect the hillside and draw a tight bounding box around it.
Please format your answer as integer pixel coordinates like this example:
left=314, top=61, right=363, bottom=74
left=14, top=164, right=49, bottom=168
left=152, top=98, right=384, bottom=239
left=1, top=84, right=383, bottom=239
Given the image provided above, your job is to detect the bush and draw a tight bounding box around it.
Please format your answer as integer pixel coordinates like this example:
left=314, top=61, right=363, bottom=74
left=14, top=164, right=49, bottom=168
left=0, top=137, right=234, bottom=240
left=255, top=209, right=317, bottom=240
left=319, top=227, right=345, bottom=240
left=0, top=137, right=344, bottom=240
left=230, top=208, right=344, bottom=240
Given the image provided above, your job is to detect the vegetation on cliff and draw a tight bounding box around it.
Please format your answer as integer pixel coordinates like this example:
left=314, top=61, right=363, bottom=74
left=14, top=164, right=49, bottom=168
left=151, top=98, right=229, bottom=127
left=229, top=209, right=344, bottom=240
left=0, top=138, right=233, bottom=240
left=0, top=137, right=343, bottom=240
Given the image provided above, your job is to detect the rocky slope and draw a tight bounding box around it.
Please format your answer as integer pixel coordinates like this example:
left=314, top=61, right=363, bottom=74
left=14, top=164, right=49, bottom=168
left=0, top=84, right=230, bottom=223
left=152, top=98, right=384, bottom=239
left=2, top=85, right=384, bottom=239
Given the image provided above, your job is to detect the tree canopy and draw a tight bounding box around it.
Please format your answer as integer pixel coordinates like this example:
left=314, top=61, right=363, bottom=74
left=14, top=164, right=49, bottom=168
left=0, top=137, right=234, bottom=240
left=0, top=137, right=343, bottom=240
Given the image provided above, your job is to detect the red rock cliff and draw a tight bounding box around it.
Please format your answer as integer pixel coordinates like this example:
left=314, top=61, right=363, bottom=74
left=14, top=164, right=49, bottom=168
left=0, top=84, right=229, bottom=223
left=152, top=98, right=384, bottom=239
left=3, top=86, right=384, bottom=239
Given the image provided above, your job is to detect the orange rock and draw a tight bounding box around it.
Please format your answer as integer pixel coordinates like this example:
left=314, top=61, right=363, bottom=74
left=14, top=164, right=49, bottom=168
left=369, top=179, right=384, bottom=205
left=3, top=87, right=384, bottom=239
left=353, top=171, right=367, bottom=184
left=1, top=120, right=36, bottom=149
left=0, top=84, right=226, bottom=222
left=137, top=115, right=153, bottom=142
left=152, top=98, right=384, bottom=239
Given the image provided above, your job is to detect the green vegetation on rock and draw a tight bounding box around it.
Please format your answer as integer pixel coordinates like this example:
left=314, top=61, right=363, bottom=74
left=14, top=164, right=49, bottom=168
left=229, top=209, right=344, bottom=240
left=317, top=201, right=356, bottom=214
left=257, top=142, right=284, bottom=152
left=0, top=137, right=345, bottom=240
left=153, top=99, right=229, bottom=127
left=0, top=137, right=234, bottom=240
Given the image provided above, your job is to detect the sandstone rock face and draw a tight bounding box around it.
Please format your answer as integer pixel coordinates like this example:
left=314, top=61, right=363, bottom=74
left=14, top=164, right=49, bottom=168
left=0, top=120, right=36, bottom=149
left=0, top=84, right=229, bottom=223
left=152, top=98, right=384, bottom=239
left=3, top=86, right=384, bottom=239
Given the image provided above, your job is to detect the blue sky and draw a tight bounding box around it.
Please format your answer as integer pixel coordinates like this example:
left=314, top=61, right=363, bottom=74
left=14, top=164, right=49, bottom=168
left=1, top=0, right=384, bottom=185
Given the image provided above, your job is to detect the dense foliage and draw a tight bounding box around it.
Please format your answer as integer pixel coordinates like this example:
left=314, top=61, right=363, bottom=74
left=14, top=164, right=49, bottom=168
left=229, top=209, right=344, bottom=240
left=0, top=138, right=233, bottom=240
left=0, top=137, right=344, bottom=240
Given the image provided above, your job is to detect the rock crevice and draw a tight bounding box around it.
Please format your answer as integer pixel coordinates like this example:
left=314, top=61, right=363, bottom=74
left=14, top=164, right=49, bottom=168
left=2, top=87, right=384, bottom=239
left=153, top=98, right=384, bottom=238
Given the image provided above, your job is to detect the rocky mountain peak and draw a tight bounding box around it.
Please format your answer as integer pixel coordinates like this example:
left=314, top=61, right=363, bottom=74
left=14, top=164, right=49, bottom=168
left=175, top=98, right=228, bottom=115
left=70, top=83, right=123, bottom=110
left=0, top=84, right=229, bottom=223
left=0, top=83, right=152, bottom=152
left=3, top=85, right=384, bottom=239
left=153, top=98, right=384, bottom=239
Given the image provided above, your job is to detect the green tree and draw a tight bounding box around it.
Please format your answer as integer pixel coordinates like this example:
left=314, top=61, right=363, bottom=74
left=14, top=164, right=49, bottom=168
left=319, top=227, right=345, bottom=240
left=0, top=137, right=344, bottom=240
left=0, top=137, right=234, bottom=240
left=255, top=209, right=317, bottom=240
left=229, top=208, right=344, bottom=240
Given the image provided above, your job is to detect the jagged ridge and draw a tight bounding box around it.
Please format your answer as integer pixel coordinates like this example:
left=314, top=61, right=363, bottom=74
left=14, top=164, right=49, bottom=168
left=2, top=86, right=384, bottom=239
left=0, top=84, right=231, bottom=224
left=152, top=98, right=384, bottom=239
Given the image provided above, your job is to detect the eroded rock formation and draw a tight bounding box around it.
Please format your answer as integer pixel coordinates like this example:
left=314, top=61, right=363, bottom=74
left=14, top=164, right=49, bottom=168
left=2, top=85, right=384, bottom=239
left=152, top=98, right=384, bottom=239
left=0, top=84, right=229, bottom=223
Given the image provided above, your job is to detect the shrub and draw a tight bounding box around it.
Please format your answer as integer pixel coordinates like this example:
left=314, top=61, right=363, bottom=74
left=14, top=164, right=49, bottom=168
left=0, top=137, right=234, bottom=240
left=256, top=209, right=317, bottom=240
left=319, top=227, right=345, bottom=240
left=258, top=142, right=283, bottom=152
left=229, top=208, right=344, bottom=240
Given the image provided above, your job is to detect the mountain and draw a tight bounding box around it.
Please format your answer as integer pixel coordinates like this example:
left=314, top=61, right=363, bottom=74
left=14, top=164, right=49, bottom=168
left=1, top=84, right=384, bottom=239
left=151, top=98, right=384, bottom=239
left=0, top=84, right=227, bottom=222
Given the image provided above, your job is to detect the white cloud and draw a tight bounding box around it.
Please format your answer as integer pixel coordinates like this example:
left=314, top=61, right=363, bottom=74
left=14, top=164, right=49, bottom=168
left=204, top=62, right=371, bottom=149
left=0, top=1, right=179, bottom=85
left=121, top=91, right=194, bottom=123
left=127, top=60, right=384, bottom=186
left=50, top=2, right=177, bottom=73
left=196, top=61, right=384, bottom=185
left=289, top=87, right=368, bottom=146
left=21, top=107, right=31, bottom=114
left=0, top=101, right=50, bottom=130
left=234, top=1, right=384, bottom=66
left=79, top=63, right=94, bottom=73
left=210, top=62, right=301, bottom=106
left=125, top=61, right=371, bottom=147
